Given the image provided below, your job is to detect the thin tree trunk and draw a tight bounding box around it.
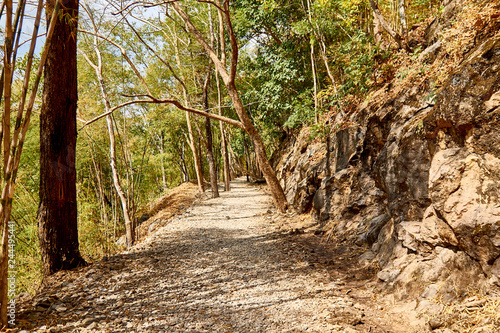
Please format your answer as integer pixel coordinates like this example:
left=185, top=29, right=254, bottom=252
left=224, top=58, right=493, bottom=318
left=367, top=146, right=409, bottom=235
left=180, top=142, right=189, bottom=182
left=1, top=2, right=60, bottom=321
left=217, top=73, right=231, bottom=191
left=204, top=5, right=219, bottom=198
left=2, top=0, right=12, bottom=176
left=373, top=5, right=384, bottom=45
left=310, top=39, right=319, bottom=124
left=368, top=0, right=408, bottom=50
left=227, top=137, right=244, bottom=176
left=173, top=26, right=205, bottom=192
left=243, top=133, right=250, bottom=182
left=0, top=0, right=14, bottom=323
left=172, top=2, right=289, bottom=212
left=215, top=5, right=231, bottom=191
left=80, top=5, right=135, bottom=247
left=159, top=131, right=168, bottom=191
left=305, top=0, right=336, bottom=91
left=105, top=115, right=134, bottom=247
left=89, top=146, right=110, bottom=239
left=202, top=69, right=219, bottom=198
left=398, top=0, right=407, bottom=40
left=318, top=38, right=336, bottom=89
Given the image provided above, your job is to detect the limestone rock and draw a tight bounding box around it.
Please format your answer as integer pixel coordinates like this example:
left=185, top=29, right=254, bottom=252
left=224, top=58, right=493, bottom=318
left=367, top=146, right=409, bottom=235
left=420, top=206, right=458, bottom=247
left=429, top=149, right=500, bottom=265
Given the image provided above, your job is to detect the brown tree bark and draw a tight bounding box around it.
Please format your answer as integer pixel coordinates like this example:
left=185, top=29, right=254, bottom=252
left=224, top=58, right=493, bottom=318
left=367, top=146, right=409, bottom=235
left=38, top=0, right=86, bottom=275
left=203, top=69, right=219, bottom=198
left=0, top=0, right=56, bottom=324
left=215, top=6, right=231, bottom=191
left=216, top=72, right=231, bottom=191
left=159, top=131, right=168, bottom=191
left=172, top=26, right=205, bottom=193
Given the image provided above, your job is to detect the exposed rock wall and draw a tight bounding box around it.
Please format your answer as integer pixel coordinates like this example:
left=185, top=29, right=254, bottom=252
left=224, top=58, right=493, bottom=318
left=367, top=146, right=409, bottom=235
left=275, top=5, right=500, bottom=301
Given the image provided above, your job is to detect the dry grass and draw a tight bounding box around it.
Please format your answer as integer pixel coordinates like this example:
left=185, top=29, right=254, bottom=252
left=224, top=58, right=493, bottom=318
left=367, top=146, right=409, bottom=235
left=394, top=0, right=500, bottom=96
left=135, top=181, right=200, bottom=241
left=425, top=291, right=500, bottom=332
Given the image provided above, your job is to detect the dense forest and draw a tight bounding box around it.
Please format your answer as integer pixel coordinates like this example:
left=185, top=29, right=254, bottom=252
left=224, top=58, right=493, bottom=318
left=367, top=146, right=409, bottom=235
left=0, top=0, right=498, bottom=329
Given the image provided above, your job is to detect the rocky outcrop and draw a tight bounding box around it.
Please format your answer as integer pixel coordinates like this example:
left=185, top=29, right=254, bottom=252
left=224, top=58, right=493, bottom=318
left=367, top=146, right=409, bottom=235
left=275, top=7, right=500, bottom=301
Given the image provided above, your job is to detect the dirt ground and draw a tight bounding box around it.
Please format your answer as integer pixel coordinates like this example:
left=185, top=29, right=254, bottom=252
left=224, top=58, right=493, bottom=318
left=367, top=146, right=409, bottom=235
left=9, top=178, right=498, bottom=332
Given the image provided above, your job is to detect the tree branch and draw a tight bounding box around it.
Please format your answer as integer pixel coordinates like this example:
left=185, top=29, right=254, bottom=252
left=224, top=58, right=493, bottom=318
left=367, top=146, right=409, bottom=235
left=78, top=96, right=245, bottom=130
left=111, top=0, right=179, bottom=16
left=222, top=0, right=238, bottom=83
left=368, top=0, right=408, bottom=51
left=79, top=28, right=153, bottom=95
left=171, top=2, right=231, bottom=84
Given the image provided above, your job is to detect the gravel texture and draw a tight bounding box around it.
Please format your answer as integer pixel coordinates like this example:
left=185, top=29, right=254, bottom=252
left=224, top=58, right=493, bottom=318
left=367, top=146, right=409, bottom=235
left=16, top=178, right=429, bottom=332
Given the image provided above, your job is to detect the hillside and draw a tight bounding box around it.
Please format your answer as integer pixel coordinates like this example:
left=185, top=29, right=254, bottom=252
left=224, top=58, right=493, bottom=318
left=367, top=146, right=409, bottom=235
left=272, top=0, right=500, bottom=331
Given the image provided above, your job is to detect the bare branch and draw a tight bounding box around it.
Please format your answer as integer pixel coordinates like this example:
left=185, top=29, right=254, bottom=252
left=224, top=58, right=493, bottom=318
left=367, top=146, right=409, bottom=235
left=171, top=2, right=230, bottom=84
left=111, top=0, right=179, bottom=16
left=196, top=0, right=223, bottom=12
left=78, top=96, right=245, bottom=130
left=79, top=28, right=153, bottom=95
left=119, top=13, right=189, bottom=96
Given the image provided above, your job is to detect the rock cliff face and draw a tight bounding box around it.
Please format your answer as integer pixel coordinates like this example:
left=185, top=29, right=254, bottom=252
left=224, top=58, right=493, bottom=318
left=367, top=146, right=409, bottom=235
left=275, top=2, right=500, bottom=301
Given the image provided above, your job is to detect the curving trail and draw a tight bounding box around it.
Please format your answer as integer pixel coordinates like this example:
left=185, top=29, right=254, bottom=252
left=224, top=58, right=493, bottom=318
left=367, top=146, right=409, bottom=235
left=18, top=178, right=419, bottom=332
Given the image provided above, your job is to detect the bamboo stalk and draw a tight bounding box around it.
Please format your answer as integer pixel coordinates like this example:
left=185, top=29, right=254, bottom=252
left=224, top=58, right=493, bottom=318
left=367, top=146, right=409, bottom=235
left=0, top=0, right=59, bottom=326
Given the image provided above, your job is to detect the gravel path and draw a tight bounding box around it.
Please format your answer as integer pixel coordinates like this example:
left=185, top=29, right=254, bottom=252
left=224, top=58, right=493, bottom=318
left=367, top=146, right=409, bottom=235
left=18, top=178, right=411, bottom=332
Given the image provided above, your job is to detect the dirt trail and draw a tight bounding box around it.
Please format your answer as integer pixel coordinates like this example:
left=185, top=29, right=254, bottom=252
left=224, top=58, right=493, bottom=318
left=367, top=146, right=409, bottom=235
left=17, top=178, right=424, bottom=332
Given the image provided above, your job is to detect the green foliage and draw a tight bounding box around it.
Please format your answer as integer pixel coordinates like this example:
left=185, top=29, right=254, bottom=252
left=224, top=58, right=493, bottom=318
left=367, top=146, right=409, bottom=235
left=283, top=89, right=315, bottom=129
left=334, top=33, right=377, bottom=96
left=9, top=0, right=446, bottom=295
left=308, top=122, right=330, bottom=142
left=11, top=113, right=42, bottom=295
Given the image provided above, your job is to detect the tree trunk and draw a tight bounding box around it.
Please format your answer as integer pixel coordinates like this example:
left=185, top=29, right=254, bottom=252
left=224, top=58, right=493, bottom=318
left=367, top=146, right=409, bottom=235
left=368, top=0, right=408, bottom=50
left=203, top=69, right=219, bottom=198
left=173, top=30, right=204, bottom=192
left=0, top=0, right=14, bottom=325
left=215, top=70, right=231, bottom=191
left=180, top=142, right=189, bottom=182
left=38, top=0, right=86, bottom=275
left=225, top=83, right=289, bottom=211
left=310, top=37, right=319, bottom=124
left=373, top=5, right=384, bottom=45
left=398, top=0, right=408, bottom=40
left=105, top=115, right=134, bottom=247
left=159, top=131, right=168, bottom=191
left=186, top=112, right=205, bottom=192
left=214, top=4, right=230, bottom=191
left=172, top=2, right=289, bottom=212
left=80, top=5, right=136, bottom=248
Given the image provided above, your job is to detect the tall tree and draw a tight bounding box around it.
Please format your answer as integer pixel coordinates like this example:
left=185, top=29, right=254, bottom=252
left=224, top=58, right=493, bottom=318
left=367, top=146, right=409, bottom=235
left=203, top=68, right=219, bottom=198
left=215, top=6, right=232, bottom=191
left=1, top=0, right=64, bottom=325
left=172, top=1, right=289, bottom=212
left=38, top=0, right=86, bottom=275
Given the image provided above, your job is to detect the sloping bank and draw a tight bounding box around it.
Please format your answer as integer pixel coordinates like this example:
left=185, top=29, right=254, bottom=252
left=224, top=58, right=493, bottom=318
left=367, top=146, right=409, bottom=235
left=274, top=0, right=500, bottom=302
